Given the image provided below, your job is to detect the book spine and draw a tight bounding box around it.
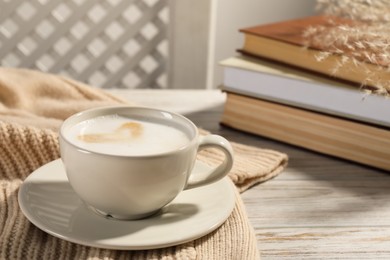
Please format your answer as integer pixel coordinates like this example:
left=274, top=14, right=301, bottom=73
left=221, top=65, right=390, bottom=127
left=240, top=34, right=390, bottom=89
left=221, top=93, right=390, bottom=171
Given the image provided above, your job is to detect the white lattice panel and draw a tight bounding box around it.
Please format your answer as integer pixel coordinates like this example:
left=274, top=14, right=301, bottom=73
left=0, top=0, right=169, bottom=89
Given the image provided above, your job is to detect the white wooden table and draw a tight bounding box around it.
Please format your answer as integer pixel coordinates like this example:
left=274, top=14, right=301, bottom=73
left=108, top=89, right=390, bottom=259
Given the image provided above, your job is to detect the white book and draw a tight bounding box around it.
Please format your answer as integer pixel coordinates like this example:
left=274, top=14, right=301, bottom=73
left=220, top=56, right=390, bottom=128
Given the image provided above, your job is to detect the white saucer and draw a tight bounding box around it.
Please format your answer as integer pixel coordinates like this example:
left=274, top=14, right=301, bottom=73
left=18, top=159, right=235, bottom=250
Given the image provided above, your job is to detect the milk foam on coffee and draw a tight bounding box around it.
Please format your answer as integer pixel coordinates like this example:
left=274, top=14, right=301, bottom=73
left=67, top=114, right=190, bottom=156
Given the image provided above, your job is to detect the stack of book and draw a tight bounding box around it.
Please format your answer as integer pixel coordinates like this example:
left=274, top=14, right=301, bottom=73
left=220, top=15, right=390, bottom=171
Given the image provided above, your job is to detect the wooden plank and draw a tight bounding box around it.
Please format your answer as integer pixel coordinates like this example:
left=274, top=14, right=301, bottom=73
left=256, top=227, right=390, bottom=259
left=241, top=178, right=390, bottom=227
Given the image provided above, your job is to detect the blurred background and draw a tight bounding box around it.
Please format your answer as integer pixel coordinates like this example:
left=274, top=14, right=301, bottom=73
left=0, top=0, right=315, bottom=90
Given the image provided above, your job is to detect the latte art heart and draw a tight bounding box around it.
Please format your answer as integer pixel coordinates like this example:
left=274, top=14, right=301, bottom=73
left=77, top=122, right=143, bottom=143
left=67, top=115, right=190, bottom=156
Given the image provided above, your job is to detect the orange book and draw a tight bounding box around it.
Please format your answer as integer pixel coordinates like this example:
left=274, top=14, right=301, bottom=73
left=239, top=15, right=388, bottom=90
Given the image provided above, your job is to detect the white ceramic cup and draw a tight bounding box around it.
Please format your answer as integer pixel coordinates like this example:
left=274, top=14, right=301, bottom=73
left=59, top=106, right=234, bottom=220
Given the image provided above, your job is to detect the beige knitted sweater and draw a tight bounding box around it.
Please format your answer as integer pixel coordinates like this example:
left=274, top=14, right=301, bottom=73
left=0, top=68, right=288, bottom=259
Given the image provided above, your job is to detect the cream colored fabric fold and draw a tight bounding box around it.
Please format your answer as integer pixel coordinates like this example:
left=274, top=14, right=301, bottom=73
left=0, top=68, right=288, bottom=259
left=0, top=67, right=125, bottom=130
left=198, top=129, right=288, bottom=192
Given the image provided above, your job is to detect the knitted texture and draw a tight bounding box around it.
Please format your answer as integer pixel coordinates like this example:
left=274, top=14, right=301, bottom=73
left=198, top=130, right=287, bottom=192
left=0, top=121, right=263, bottom=259
left=0, top=68, right=288, bottom=259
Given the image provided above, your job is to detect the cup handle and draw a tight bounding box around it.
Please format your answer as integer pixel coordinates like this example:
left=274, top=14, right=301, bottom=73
left=185, top=134, right=234, bottom=190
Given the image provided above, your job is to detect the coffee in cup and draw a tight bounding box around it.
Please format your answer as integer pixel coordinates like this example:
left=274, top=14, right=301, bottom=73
left=59, top=106, right=234, bottom=220
left=67, top=114, right=190, bottom=156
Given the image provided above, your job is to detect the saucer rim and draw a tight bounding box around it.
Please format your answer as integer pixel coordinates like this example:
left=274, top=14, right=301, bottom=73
left=18, top=159, right=236, bottom=250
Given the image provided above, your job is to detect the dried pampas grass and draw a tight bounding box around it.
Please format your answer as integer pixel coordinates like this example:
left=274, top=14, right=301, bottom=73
left=305, top=0, right=390, bottom=96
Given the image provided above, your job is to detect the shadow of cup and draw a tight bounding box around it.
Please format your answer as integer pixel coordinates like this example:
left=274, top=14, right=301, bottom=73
left=23, top=180, right=200, bottom=240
